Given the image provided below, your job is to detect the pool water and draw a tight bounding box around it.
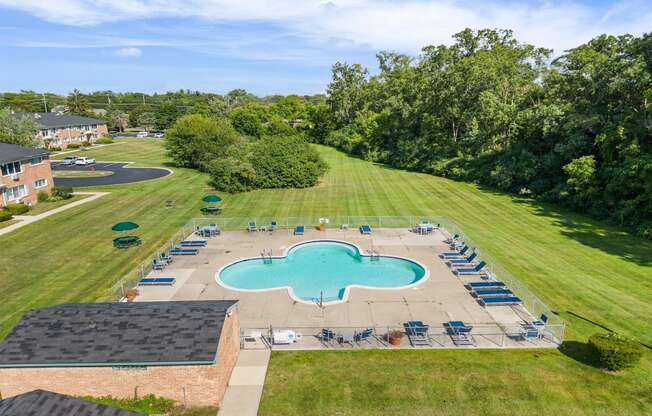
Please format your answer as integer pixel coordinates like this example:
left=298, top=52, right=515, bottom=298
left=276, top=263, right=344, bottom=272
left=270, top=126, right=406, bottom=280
left=218, top=241, right=427, bottom=302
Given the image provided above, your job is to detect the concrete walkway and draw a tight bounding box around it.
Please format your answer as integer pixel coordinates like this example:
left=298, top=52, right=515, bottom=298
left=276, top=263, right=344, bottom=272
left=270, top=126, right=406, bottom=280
left=218, top=350, right=271, bottom=416
left=0, top=192, right=109, bottom=236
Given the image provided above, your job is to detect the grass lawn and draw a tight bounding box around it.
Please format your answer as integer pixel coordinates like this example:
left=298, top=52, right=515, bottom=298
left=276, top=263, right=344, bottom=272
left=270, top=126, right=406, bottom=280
left=53, top=170, right=113, bottom=178
left=22, top=194, right=90, bottom=216
left=0, top=219, right=20, bottom=229
left=1, top=138, right=650, bottom=415
left=260, top=349, right=651, bottom=416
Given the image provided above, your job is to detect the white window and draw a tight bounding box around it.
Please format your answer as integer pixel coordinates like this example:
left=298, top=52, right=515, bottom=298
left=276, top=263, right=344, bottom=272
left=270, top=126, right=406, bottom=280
left=4, top=184, right=27, bottom=202
left=30, top=156, right=44, bottom=165
left=34, top=178, right=48, bottom=189
left=1, top=161, right=22, bottom=176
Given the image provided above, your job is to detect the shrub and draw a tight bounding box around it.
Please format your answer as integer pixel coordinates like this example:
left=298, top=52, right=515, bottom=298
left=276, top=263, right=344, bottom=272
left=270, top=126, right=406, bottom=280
left=5, top=203, right=29, bottom=215
left=52, top=186, right=73, bottom=200
left=249, top=136, right=327, bottom=189
left=588, top=332, right=644, bottom=371
left=0, top=210, right=12, bottom=222
left=95, top=135, right=115, bottom=144
left=37, top=191, right=50, bottom=203
left=81, top=140, right=92, bottom=147
left=48, top=146, right=62, bottom=151
left=67, top=142, right=82, bottom=149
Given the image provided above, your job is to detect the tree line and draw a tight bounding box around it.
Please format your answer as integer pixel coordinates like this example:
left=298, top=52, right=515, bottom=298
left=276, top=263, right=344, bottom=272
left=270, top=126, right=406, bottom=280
left=0, top=89, right=325, bottom=132
left=311, top=29, right=652, bottom=239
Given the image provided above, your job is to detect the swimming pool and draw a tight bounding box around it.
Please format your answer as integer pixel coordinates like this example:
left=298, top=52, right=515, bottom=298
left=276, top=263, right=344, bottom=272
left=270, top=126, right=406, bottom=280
left=217, top=240, right=428, bottom=304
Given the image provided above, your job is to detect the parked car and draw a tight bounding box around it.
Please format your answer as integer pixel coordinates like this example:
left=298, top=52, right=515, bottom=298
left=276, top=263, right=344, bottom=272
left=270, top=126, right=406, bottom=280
left=75, top=157, right=96, bottom=165
left=60, top=156, right=78, bottom=165
left=136, top=132, right=149, bottom=138
left=153, top=132, right=164, bottom=138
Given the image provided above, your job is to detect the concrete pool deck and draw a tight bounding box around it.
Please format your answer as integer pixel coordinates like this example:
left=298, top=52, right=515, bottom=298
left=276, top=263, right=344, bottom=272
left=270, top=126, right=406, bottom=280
left=136, top=227, right=559, bottom=349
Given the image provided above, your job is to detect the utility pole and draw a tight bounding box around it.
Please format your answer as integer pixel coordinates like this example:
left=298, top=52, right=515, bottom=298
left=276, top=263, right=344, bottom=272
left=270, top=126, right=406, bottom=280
left=42, top=93, right=48, bottom=112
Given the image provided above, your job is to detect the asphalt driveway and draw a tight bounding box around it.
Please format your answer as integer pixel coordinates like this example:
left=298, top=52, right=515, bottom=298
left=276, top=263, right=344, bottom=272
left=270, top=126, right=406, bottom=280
left=52, top=162, right=171, bottom=187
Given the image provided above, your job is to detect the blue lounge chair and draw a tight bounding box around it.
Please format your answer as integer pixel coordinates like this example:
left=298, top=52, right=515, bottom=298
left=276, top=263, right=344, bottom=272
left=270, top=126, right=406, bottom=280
left=247, top=220, right=257, bottom=232
left=138, top=277, right=176, bottom=286
left=439, top=245, right=469, bottom=259
left=403, top=321, right=431, bottom=346
left=320, top=328, right=336, bottom=346
left=294, top=225, right=304, bottom=235
left=270, top=220, right=278, bottom=231
left=478, top=296, right=522, bottom=306
left=532, top=314, right=548, bottom=328
left=467, top=281, right=506, bottom=289
left=170, top=247, right=199, bottom=255
left=472, top=288, right=513, bottom=297
left=360, top=224, right=372, bottom=235
left=180, top=240, right=207, bottom=247
left=453, top=260, right=487, bottom=275
left=447, top=251, right=478, bottom=266
left=445, top=321, right=475, bottom=346
left=354, top=328, right=374, bottom=345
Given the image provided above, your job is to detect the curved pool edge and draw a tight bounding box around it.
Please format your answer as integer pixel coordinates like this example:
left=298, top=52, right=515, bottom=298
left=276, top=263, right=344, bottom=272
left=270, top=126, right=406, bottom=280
left=215, top=239, right=430, bottom=306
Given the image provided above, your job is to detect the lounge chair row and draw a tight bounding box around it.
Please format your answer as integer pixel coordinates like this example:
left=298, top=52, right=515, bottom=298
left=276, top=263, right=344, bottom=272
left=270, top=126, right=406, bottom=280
left=464, top=281, right=523, bottom=306
left=138, top=277, right=176, bottom=286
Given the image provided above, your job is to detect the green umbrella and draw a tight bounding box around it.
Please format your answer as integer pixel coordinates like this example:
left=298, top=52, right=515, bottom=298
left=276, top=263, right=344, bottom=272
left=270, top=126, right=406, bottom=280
left=202, top=195, right=222, bottom=203
left=111, top=221, right=139, bottom=232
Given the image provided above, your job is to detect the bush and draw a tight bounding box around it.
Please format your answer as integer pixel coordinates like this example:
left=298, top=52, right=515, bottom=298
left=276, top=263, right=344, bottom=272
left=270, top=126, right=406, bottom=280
left=0, top=210, right=12, bottom=222
left=5, top=203, right=29, bottom=215
left=249, top=136, right=327, bottom=189
left=52, top=186, right=73, bottom=200
left=37, top=191, right=50, bottom=203
left=48, top=146, right=62, bottom=151
left=95, top=135, right=115, bottom=144
left=81, top=140, right=92, bottom=147
left=588, top=332, right=644, bottom=371
left=67, top=142, right=82, bottom=149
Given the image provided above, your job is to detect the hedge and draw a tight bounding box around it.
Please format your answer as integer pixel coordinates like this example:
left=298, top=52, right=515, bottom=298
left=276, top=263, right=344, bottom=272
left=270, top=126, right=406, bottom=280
left=5, top=203, right=29, bottom=215
left=0, top=210, right=12, bottom=222
left=52, top=186, right=74, bottom=200
left=588, top=332, right=644, bottom=371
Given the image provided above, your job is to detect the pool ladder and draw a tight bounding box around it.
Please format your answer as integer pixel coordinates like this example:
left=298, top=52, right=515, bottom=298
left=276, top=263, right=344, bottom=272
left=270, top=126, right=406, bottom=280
left=261, top=249, right=273, bottom=264
left=369, top=249, right=380, bottom=262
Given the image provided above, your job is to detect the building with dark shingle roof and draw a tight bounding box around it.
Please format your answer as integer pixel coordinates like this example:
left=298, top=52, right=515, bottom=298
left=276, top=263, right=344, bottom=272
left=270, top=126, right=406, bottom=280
left=0, top=143, right=53, bottom=208
left=0, top=301, right=241, bottom=408
left=11, top=112, right=108, bottom=149
left=0, top=389, right=142, bottom=416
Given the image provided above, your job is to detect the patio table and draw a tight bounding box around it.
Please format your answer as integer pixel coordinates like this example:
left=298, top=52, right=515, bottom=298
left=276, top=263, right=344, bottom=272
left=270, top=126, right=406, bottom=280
left=113, top=235, right=141, bottom=248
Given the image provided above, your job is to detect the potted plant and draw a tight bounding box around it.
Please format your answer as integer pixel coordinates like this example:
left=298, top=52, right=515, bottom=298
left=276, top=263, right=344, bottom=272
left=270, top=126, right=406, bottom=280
left=125, top=288, right=139, bottom=302
left=387, top=330, right=404, bottom=346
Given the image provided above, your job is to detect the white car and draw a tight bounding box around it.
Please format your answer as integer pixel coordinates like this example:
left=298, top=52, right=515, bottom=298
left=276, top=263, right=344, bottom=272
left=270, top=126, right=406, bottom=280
left=60, top=156, right=78, bottom=165
left=136, top=132, right=149, bottom=138
left=75, top=157, right=96, bottom=165
left=153, top=132, right=164, bottom=138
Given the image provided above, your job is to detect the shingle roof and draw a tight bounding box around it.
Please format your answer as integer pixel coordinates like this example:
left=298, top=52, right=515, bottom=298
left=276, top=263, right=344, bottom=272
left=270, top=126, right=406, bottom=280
left=0, top=390, right=142, bottom=416
left=12, top=112, right=106, bottom=129
left=0, top=301, right=238, bottom=368
left=0, top=143, right=48, bottom=165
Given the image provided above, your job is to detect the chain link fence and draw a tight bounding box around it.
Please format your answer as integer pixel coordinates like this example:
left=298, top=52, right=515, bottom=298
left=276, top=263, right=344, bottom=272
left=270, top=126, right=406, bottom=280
left=105, top=214, right=564, bottom=343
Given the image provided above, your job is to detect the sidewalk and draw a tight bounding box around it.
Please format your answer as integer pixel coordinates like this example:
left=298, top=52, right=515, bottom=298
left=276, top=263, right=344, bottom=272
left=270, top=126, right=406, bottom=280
left=0, top=192, right=109, bottom=236
left=218, top=349, right=271, bottom=416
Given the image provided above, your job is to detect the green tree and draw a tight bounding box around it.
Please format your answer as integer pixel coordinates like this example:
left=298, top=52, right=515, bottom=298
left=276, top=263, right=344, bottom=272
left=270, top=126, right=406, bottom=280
left=137, top=112, right=157, bottom=132
left=0, top=108, right=40, bottom=147
left=164, top=114, right=240, bottom=169
left=65, top=89, right=91, bottom=116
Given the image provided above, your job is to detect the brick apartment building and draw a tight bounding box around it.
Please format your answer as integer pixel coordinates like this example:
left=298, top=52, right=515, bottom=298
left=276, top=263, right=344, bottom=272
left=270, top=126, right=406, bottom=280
left=0, top=143, right=54, bottom=207
left=13, top=112, right=109, bottom=149
left=0, top=301, right=240, bottom=408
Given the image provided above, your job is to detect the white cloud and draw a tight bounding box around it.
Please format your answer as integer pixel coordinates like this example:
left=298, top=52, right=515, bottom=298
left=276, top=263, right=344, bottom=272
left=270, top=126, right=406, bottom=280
left=0, top=0, right=650, bottom=55
left=114, top=47, right=142, bottom=57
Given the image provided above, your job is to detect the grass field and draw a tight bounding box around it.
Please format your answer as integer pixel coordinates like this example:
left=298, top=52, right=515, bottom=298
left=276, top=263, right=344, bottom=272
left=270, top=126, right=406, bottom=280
left=52, top=170, right=114, bottom=178
left=0, top=139, right=650, bottom=415
left=22, top=194, right=89, bottom=216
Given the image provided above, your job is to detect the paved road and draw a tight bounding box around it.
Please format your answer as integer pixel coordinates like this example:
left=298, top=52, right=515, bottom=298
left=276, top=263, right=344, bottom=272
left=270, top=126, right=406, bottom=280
left=52, top=162, right=171, bottom=187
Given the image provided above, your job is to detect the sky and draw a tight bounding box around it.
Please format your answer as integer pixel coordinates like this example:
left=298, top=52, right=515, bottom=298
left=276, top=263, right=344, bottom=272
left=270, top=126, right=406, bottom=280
left=0, top=0, right=650, bottom=96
